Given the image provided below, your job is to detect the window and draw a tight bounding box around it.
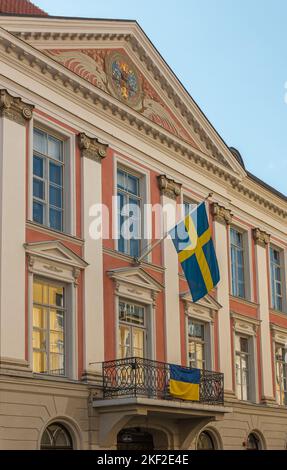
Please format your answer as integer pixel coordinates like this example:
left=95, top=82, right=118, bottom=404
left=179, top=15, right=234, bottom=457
left=197, top=431, right=215, bottom=450
left=183, top=199, right=197, bottom=216
left=275, top=344, right=287, bottom=405
left=41, top=423, right=73, bottom=450
left=235, top=335, right=250, bottom=401
left=118, top=301, right=146, bottom=358
left=33, top=128, right=64, bottom=232
left=270, top=248, right=283, bottom=311
left=230, top=228, right=246, bottom=298
left=117, top=167, right=142, bottom=258
left=33, top=279, right=65, bottom=376
left=188, top=319, right=206, bottom=369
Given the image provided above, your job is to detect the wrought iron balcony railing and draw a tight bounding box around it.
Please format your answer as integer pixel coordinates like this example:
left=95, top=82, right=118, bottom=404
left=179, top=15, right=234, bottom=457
left=101, top=357, right=224, bottom=405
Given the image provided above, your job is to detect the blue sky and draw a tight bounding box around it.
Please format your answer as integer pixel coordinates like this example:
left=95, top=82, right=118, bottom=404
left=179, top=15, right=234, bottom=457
left=36, top=0, right=287, bottom=195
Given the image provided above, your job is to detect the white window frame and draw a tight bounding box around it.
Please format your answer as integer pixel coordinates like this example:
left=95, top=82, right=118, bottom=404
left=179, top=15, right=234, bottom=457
left=269, top=245, right=286, bottom=312
left=113, top=155, right=151, bottom=262
left=231, top=313, right=259, bottom=403
left=187, top=317, right=211, bottom=370
left=29, top=116, right=76, bottom=236
left=118, top=299, right=149, bottom=359
left=229, top=224, right=253, bottom=301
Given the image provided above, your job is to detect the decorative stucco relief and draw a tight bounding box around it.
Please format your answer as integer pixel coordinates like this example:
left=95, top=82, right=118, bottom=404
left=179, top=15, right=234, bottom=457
left=45, top=48, right=197, bottom=146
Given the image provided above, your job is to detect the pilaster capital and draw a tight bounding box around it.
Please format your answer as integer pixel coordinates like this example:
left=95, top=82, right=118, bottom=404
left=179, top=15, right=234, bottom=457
left=78, top=132, right=108, bottom=163
left=252, top=228, right=270, bottom=248
left=211, top=202, right=233, bottom=225
left=157, top=174, right=181, bottom=200
left=0, top=89, right=34, bottom=125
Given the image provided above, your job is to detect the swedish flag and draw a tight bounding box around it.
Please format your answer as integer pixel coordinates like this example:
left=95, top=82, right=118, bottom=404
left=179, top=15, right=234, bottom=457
left=169, top=202, right=220, bottom=302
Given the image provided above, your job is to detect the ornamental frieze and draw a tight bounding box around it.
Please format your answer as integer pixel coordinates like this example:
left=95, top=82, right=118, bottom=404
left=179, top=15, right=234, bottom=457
left=46, top=48, right=197, bottom=147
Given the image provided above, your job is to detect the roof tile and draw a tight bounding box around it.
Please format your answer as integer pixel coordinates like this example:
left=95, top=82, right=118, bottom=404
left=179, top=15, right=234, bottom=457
left=0, top=0, right=48, bottom=16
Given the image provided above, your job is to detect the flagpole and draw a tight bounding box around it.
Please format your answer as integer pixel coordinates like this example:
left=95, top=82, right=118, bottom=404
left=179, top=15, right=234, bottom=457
left=133, top=192, right=214, bottom=265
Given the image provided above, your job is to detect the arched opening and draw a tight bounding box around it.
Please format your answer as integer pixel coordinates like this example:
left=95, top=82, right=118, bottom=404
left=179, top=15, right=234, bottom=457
left=197, top=430, right=216, bottom=450
left=117, top=428, right=155, bottom=450
left=40, top=422, right=74, bottom=450
left=246, top=432, right=262, bottom=450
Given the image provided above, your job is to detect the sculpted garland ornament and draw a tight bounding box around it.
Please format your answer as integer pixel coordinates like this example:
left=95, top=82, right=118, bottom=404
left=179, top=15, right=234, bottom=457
left=106, top=52, right=142, bottom=109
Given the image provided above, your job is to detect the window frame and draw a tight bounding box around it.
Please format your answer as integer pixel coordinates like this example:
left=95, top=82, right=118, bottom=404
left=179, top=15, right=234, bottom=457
left=118, top=299, right=147, bottom=359
left=187, top=318, right=207, bottom=370
left=32, top=277, right=67, bottom=377
left=275, top=343, right=287, bottom=406
left=235, top=334, right=251, bottom=401
left=29, top=119, right=76, bottom=236
left=114, top=156, right=151, bottom=261
left=269, top=245, right=285, bottom=312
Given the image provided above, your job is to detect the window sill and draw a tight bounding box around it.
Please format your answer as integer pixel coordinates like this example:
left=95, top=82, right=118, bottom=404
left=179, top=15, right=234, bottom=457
left=32, top=373, right=80, bottom=384
left=230, top=295, right=259, bottom=308
left=26, top=220, right=84, bottom=245
left=270, top=308, right=287, bottom=317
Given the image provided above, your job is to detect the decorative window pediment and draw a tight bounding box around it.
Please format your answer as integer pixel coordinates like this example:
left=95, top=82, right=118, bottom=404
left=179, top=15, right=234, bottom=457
left=231, top=312, right=261, bottom=337
left=271, top=323, right=287, bottom=345
left=108, top=267, right=163, bottom=304
left=25, top=240, right=88, bottom=284
left=181, top=291, right=221, bottom=322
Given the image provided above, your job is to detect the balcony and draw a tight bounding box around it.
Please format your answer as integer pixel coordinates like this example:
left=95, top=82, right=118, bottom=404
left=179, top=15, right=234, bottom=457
left=100, top=357, right=224, bottom=405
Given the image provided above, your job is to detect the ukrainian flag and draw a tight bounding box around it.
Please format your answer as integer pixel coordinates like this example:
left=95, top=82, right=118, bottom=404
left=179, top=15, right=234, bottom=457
left=169, top=202, right=220, bottom=302
left=169, top=364, right=200, bottom=401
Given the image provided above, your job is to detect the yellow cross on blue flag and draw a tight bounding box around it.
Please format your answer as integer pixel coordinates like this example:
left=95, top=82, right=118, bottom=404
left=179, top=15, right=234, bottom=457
left=169, top=202, right=220, bottom=302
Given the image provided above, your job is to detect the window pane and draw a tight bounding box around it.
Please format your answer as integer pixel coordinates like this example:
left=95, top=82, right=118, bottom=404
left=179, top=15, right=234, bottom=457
left=48, top=135, right=63, bottom=161
left=50, top=331, right=64, bottom=354
left=33, top=351, right=47, bottom=374
left=49, top=208, right=62, bottom=231
left=49, top=185, right=62, bottom=209
left=50, top=353, right=64, bottom=375
left=33, top=156, right=44, bottom=178
left=132, top=329, right=144, bottom=357
left=33, top=201, right=44, bottom=225
left=33, top=129, right=47, bottom=154
left=33, top=178, right=45, bottom=200
left=50, top=310, right=65, bottom=331
left=49, top=162, right=62, bottom=186
left=117, top=169, right=126, bottom=190
left=33, top=306, right=47, bottom=328
left=119, top=302, right=144, bottom=326
left=127, top=174, right=139, bottom=195
left=33, top=329, right=46, bottom=350
left=119, top=325, right=131, bottom=358
left=49, top=286, right=64, bottom=307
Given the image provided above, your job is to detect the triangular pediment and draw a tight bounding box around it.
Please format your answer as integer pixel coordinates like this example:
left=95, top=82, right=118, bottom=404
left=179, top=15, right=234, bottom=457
left=180, top=291, right=222, bottom=311
left=3, top=16, right=246, bottom=175
left=24, top=241, right=88, bottom=269
left=108, top=266, right=163, bottom=292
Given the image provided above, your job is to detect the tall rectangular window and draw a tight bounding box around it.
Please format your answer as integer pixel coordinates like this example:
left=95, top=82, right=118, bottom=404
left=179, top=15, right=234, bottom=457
left=183, top=199, right=197, bottom=217
left=275, top=344, right=287, bottom=405
left=33, top=279, right=65, bottom=376
left=270, top=248, right=283, bottom=311
left=117, top=168, right=142, bottom=258
left=33, top=128, right=64, bottom=232
left=187, top=319, right=206, bottom=369
left=235, top=335, right=250, bottom=400
left=118, top=301, right=146, bottom=359
left=230, top=228, right=246, bottom=298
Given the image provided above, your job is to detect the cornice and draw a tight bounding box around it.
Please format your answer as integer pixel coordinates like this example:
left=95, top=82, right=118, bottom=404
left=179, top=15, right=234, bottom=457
left=0, top=88, right=34, bottom=125
left=157, top=174, right=182, bottom=200
left=253, top=228, right=271, bottom=248
left=78, top=132, right=108, bottom=163
left=212, top=202, right=233, bottom=225
left=0, top=30, right=286, bottom=222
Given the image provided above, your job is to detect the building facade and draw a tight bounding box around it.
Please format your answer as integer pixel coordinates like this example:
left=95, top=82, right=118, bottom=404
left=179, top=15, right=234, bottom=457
left=0, top=2, right=287, bottom=450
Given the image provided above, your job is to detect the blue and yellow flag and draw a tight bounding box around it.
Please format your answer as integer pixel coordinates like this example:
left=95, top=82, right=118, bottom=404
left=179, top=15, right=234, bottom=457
left=169, top=364, right=200, bottom=401
left=169, top=202, right=220, bottom=302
